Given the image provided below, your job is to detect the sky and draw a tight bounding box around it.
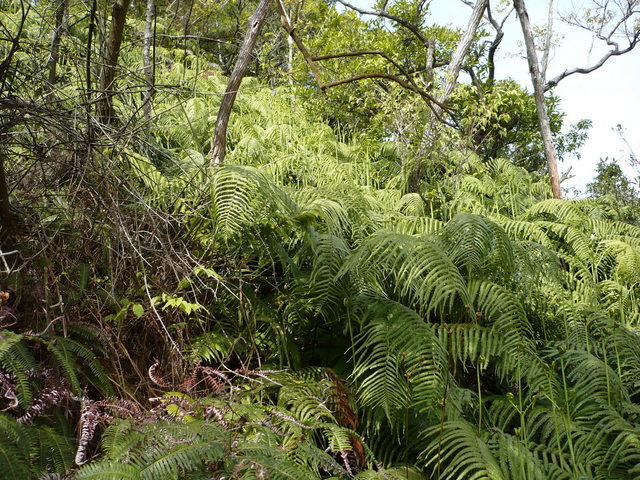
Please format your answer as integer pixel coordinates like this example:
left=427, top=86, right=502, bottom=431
left=345, top=0, right=640, bottom=194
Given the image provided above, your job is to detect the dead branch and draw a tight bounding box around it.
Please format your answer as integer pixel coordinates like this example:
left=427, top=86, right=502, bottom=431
left=274, top=0, right=325, bottom=88
left=334, top=0, right=430, bottom=48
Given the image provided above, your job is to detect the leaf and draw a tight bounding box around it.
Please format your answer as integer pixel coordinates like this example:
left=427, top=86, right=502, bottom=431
left=78, top=263, right=90, bottom=291
left=132, top=304, right=144, bottom=318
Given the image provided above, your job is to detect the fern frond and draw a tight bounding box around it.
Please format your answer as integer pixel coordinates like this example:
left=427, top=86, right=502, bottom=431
left=442, top=213, right=514, bottom=278
left=339, top=232, right=469, bottom=316
left=421, top=420, right=504, bottom=480
left=0, top=330, right=34, bottom=407
left=353, top=297, right=446, bottom=423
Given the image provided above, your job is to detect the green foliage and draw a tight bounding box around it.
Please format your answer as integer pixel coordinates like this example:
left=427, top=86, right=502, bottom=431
left=587, top=158, right=640, bottom=224
left=0, top=414, right=75, bottom=479
left=65, top=81, right=640, bottom=476
left=450, top=81, right=591, bottom=172
left=2, top=1, right=638, bottom=479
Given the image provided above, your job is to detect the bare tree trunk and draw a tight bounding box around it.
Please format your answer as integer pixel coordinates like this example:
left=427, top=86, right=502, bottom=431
left=210, top=0, right=271, bottom=166
left=440, top=0, right=488, bottom=102
left=46, top=0, right=68, bottom=85
left=98, top=0, right=130, bottom=123
left=287, top=23, right=294, bottom=88
left=142, top=0, right=156, bottom=123
left=514, top=0, right=562, bottom=199
left=86, top=0, right=97, bottom=97
left=417, top=0, right=488, bottom=156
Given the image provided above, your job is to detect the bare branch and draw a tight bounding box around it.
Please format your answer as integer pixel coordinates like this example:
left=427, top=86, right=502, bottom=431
left=142, top=0, right=155, bottom=122
left=0, top=0, right=30, bottom=94
left=544, top=32, right=640, bottom=90
left=334, top=0, right=431, bottom=48
left=274, top=0, right=325, bottom=88
left=461, top=1, right=514, bottom=82
left=320, top=72, right=454, bottom=124
left=312, top=50, right=407, bottom=75
left=487, top=3, right=513, bottom=82
left=547, top=0, right=640, bottom=89
left=540, top=0, right=555, bottom=80
left=312, top=50, right=451, bottom=113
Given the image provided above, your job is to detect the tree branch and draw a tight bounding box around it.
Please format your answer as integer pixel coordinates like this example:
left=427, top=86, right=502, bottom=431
left=547, top=0, right=640, bottom=89
left=333, top=0, right=430, bottom=48
left=460, top=1, right=513, bottom=82
left=274, top=0, right=325, bottom=88
left=544, top=33, right=640, bottom=90
left=540, top=0, right=555, bottom=80
left=320, top=72, right=454, bottom=125
left=312, top=50, right=407, bottom=75
left=312, top=50, right=451, bottom=113
left=0, top=0, right=30, bottom=95
left=486, top=3, right=513, bottom=82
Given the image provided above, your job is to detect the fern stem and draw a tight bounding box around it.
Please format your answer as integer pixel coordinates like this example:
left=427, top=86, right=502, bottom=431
left=517, top=356, right=527, bottom=480
left=602, top=339, right=612, bottom=405
left=476, top=363, right=482, bottom=433
left=559, top=356, right=578, bottom=474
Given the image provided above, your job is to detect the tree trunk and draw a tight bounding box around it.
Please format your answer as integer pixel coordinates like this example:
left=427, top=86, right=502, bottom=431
left=210, top=0, right=271, bottom=166
left=287, top=21, right=294, bottom=88
left=440, top=0, right=488, bottom=102
left=0, top=153, right=14, bottom=250
left=142, top=0, right=156, bottom=123
left=417, top=0, right=488, bottom=157
left=46, top=0, right=68, bottom=86
left=514, top=0, right=562, bottom=199
left=98, top=0, right=130, bottom=123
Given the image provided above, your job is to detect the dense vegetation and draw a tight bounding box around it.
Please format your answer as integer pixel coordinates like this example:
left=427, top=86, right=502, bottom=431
left=1, top=0, right=640, bottom=479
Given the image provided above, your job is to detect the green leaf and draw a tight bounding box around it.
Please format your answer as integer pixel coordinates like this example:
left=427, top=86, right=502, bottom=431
left=132, top=304, right=144, bottom=318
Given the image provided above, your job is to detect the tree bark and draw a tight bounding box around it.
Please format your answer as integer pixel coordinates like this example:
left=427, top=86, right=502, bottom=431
left=417, top=0, right=488, bottom=156
left=514, top=0, right=562, bottom=199
left=275, top=0, right=324, bottom=90
left=210, top=0, right=271, bottom=166
left=440, top=0, right=488, bottom=102
left=46, top=0, right=68, bottom=86
left=540, top=0, right=555, bottom=79
left=98, top=0, right=130, bottom=123
left=0, top=153, right=14, bottom=249
left=142, top=0, right=156, bottom=123
left=287, top=17, right=294, bottom=89
left=86, top=0, right=97, bottom=97
left=484, top=3, right=513, bottom=84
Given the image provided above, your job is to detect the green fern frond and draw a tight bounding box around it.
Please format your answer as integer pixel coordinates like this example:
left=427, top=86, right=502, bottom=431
left=442, top=213, right=515, bottom=278
left=74, top=462, right=141, bottom=480
left=421, top=419, right=504, bottom=480
left=0, top=330, right=34, bottom=407
left=0, top=414, right=32, bottom=479
left=210, top=165, right=288, bottom=241
left=353, top=297, right=446, bottom=423
left=339, top=231, right=469, bottom=316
